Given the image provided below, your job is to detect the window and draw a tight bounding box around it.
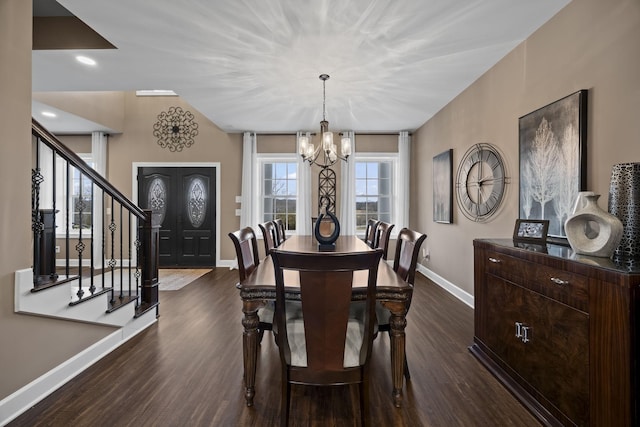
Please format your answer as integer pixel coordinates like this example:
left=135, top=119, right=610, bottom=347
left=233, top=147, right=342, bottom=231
left=258, top=156, right=297, bottom=232
left=354, top=155, right=396, bottom=234
left=55, top=154, right=94, bottom=236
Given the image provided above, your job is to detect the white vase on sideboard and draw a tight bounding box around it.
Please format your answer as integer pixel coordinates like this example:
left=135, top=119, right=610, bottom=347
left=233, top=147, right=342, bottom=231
left=565, top=194, right=623, bottom=258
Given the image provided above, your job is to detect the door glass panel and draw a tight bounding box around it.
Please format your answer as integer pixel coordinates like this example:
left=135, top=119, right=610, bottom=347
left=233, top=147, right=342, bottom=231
left=187, top=177, right=207, bottom=228
left=148, top=177, right=167, bottom=226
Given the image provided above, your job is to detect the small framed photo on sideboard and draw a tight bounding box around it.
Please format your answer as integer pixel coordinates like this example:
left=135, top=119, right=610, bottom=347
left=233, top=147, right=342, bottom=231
left=513, top=219, right=549, bottom=243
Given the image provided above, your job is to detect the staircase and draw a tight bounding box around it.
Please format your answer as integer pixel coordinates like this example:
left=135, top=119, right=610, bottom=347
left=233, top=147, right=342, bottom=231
left=1, top=119, right=161, bottom=426
left=28, top=119, right=159, bottom=318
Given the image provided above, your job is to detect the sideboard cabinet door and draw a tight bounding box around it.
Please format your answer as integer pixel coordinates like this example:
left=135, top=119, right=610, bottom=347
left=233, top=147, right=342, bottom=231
left=481, top=270, right=588, bottom=425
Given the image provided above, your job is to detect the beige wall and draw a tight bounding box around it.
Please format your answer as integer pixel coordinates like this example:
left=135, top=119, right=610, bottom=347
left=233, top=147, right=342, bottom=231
left=107, top=93, right=243, bottom=261
left=58, top=134, right=92, bottom=153
left=411, top=0, right=640, bottom=296
left=0, top=1, right=115, bottom=401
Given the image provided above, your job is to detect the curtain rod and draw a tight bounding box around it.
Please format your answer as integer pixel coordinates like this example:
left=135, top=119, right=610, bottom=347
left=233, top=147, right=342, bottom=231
left=254, top=132, right=411, bottom=137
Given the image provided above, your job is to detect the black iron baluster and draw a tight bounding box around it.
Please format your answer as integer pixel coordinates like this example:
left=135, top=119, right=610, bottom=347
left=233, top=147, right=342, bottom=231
left=109, top=197, right=116, bottom=304
left=31, top=139, right=44, bottom=285
left=65, top=161, right=70, bottom=277
left=75, top=172, right=85, bottom=299
left=119, top=203, right=124, bottom=300
left=89, top=182, right=95, bottom=294
left=51, top=151, right=58, bottom=280
left=134, top=218, right=142, bottom=308
left=101, top=192, right=106, bottom=290
left=128, top=212, right=132, bottom=298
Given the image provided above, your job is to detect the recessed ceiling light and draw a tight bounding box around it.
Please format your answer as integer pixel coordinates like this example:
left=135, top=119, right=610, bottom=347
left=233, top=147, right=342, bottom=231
left=76, top=55, right=97, bottom=66
left=41, top=111, right=57, bottom=118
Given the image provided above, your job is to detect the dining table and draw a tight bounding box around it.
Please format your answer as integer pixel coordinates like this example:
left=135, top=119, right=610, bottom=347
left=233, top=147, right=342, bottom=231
left=236, top=234, right=413, bottom=408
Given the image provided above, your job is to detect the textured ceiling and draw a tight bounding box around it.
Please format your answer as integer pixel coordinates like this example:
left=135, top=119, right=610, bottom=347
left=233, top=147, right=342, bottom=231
left=32, top=0, right=570, bottom=133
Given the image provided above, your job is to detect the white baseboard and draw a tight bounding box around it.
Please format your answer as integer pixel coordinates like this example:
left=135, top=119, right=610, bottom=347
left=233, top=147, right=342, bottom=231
left=0, top=306, right=156, bottom=426
left=416, top=264, right=474, bottom=309
left=218, top=259, right=235, bottom=268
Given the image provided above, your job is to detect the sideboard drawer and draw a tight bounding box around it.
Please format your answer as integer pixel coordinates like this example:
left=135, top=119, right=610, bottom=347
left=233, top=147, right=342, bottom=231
left=484, top=250, right=529, bottom=285
left=531, top=265, right=588, bottom=312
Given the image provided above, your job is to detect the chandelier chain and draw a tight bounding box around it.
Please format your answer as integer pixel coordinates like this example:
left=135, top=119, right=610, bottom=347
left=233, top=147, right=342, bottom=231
left=322, top=78, right=326, bottom=122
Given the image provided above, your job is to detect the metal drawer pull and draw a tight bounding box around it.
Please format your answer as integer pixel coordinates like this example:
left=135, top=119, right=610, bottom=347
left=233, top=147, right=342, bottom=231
left=550, top=277, right=569, bottom=286
left=488, top=257, right=501, bottom=264
left=515, top=322, right=523, bottom=339
left=521, top=326, right=531, bottom=343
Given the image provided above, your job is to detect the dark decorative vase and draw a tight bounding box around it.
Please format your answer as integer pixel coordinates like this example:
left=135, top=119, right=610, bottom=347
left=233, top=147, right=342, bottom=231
left=314, top=196, right=340, bottom=251
left=608, top=163, right=640, bottom=259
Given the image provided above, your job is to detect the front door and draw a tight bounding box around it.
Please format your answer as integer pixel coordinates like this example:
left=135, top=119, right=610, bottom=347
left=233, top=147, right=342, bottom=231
left=138, top=167, right=216, bottom=267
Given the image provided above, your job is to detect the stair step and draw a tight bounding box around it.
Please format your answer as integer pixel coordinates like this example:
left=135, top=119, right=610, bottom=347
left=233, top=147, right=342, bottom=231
left=106, top=294, right=138, bottom=313
left=31, top=275, right=79, bottom=292
left=69, top=287, right=112, bottom=306
left=135, top=301, right=159, bottom=318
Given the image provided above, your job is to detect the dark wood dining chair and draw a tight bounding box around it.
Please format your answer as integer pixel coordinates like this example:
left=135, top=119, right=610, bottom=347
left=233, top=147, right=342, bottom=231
left=271, top=248, right=383, bottom=427
left=258, top=221, right=279, bottom=256
left=364, top=219, right=380, bottom=248
left=274, top=218, right=286, bottom=245
left=377, top=227, right=426, bottom=380
left=228, top=227, right=273, bottom=340
left=374, top=221, right=395, bottom=260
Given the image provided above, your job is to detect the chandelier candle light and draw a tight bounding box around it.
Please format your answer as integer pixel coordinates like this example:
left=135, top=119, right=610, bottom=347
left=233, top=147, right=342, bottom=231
left=298, top=74, right=352, bottom=167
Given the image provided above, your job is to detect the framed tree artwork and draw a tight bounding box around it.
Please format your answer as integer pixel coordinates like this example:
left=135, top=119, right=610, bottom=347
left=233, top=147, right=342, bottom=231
left=518, top=90, right=587, bottom=242
left=433, top=149, right=453, bottom=223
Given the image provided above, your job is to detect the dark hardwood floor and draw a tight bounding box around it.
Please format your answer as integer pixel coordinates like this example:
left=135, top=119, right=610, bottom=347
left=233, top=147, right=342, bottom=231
left=9, top=268, right=540, bottom=427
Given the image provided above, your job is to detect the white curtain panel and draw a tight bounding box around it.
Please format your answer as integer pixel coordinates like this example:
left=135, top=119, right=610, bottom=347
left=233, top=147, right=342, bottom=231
left=232, top=132, right=257, bottom=270
left=240, top=132, right=257, bottom=228
left=398, top=131, right=410, bottom=230
left=340, top=131, right=356, bottom=235
left=296, top=132, right=312, bottom=235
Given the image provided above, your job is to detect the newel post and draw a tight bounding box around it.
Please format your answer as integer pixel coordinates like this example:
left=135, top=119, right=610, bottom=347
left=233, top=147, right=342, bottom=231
left=140, top=209, right=160, bottom=315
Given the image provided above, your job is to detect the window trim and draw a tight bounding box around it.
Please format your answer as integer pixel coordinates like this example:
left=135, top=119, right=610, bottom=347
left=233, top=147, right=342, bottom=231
left=254, top=153, right=298, bottom=235
left=353, top=152, right=399, bottom=239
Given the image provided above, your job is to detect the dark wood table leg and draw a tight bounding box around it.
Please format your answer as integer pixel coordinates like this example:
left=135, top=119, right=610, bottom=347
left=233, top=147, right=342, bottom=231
left=241, top=300, right=262, bottom=407
left=382, top=301, right=408, bottom=408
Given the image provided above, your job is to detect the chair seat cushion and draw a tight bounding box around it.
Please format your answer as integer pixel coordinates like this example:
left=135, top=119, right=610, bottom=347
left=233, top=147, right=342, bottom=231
left=350, top=301, right=384, bottom=330
left=258, top=300, right=304, bottom=323
left=257, top=301, right=274, bottom=326
left=375, top=302, right=390, bottom=327
left=287, top=317, right=365, bottom=368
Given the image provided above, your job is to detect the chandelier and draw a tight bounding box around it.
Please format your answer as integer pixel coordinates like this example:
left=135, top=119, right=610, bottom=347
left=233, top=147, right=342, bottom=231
left=298, top=74, right=351, bottom=168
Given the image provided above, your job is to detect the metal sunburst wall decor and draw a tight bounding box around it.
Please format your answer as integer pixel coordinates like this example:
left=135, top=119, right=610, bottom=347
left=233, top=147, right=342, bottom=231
left=153, top=106, right=199, bottom=152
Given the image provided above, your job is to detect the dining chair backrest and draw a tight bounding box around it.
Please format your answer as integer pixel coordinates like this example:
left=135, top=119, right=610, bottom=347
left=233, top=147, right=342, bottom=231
left=228, top=227, right=260, bottom=282
left=258, top=221, right=279, bottom=256
left=229, top=227, right=274, bottom=340
left=270, top=248, right=383, bottom=426
left=375, top=221, right=395, bottom=260
left=274, top=218, right=286, bottom=245
left=364, top=219, right=380, bottom=248
left=393, top=228, right=427, bottom=286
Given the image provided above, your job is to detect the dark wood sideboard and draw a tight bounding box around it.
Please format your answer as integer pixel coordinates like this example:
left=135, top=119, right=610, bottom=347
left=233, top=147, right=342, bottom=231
left=470, top=239, right=640, bottom=427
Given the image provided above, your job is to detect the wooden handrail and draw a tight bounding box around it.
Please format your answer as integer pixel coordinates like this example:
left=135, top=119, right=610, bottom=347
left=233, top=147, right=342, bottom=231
left=31, top=118, right=145, bottom=219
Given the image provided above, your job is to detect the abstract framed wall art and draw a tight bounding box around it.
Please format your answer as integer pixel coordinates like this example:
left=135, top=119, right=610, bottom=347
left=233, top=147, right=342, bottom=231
left=433, top=149, right=453, bottom=223
left=518, top=90, right=587, bottom=242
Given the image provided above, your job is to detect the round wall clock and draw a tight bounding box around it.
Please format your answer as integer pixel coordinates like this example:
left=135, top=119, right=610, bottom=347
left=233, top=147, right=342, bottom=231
left=455, top=143, right=508, bottom=222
